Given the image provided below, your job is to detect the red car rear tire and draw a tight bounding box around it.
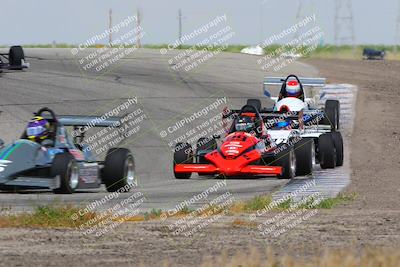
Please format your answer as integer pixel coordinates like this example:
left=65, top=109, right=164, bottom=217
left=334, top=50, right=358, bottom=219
left=173, top=143, right=193, bottom=179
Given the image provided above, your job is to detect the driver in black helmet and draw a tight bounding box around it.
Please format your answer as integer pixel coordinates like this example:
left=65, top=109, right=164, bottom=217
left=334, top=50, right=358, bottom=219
left=235, top=116, right=255, bottom=133
left=235, top=115, right=270, bottom=152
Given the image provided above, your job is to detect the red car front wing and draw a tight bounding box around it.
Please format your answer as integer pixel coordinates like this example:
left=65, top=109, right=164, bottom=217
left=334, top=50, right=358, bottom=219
left=174, top=149, right=282, bottom=177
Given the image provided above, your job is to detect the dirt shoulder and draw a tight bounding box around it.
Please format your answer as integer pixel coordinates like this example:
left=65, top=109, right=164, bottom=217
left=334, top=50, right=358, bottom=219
left=0, top=209, right=399, bottom=267
left=304, top=58, right=400, bottom=210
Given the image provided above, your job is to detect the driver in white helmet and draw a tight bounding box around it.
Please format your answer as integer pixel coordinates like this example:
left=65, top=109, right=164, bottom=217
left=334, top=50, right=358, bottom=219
left=278, top=77, right=304, bottom=100
left=278, top=77, right=305, bottom=129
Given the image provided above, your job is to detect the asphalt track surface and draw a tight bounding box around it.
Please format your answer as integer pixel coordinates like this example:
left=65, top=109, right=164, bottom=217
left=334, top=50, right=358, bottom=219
left=0, top=48, right=318, bottom=212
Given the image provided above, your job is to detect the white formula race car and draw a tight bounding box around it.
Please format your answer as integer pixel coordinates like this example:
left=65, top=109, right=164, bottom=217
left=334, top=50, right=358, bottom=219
left=243, top=75, right=343, bottom=176
left=263, top=74, right=340, bottom=131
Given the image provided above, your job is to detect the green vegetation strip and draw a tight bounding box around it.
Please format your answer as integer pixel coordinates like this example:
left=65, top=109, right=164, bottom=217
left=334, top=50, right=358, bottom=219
left=241, top=192, right=357, bottom=212
left=2, top=44, right=399, bottom=60
left=0, top=193, right=355, bottom=228
left=0, top=205, right=95, bottom=228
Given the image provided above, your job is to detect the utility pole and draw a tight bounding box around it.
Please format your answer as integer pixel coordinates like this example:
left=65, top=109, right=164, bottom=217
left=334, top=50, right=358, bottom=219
left=259, top=2, right=263, bottom=45
left=334, top=0, right=355, bottom=53
left=295, top=0, right=305, bottom=42
left=136, top=9, right=142, bottom=48
left=178, top=9, right=182, bottom=48
left=395, top=1, right=400, bottom=53
left=108, top=9, right=113, bottom=46
left=294, top=0, right=316, bottom=43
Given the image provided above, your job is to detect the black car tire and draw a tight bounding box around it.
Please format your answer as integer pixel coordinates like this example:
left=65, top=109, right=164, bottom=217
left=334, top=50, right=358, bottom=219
left=173, top=143, right=193, bottom=179
left=318, top=133, right=336, bottom=169
left=9, top=46, right=25, bottom=69
left=102, top=148, right=135, bottom=192
left=331, top=131, right=344, bottom=166
left=275, top=147, right=296, bottom=179
left=52, top=153, right=79, bottom=194
left=294, top=138, right=314, bottom=176
left=322, top=100, right=340, bottom=131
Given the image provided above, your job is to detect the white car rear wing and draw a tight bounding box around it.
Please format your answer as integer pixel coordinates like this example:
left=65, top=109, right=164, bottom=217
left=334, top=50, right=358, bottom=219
left=263, top=77, right=326, bottom=98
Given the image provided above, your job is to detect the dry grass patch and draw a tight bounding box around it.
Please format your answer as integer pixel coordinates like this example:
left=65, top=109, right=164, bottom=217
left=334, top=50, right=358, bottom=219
left=0, top=205, right=95, bottom=228
left=231, top=218, right=258, bottom=228
left=0, top=193, right=356, bottom=228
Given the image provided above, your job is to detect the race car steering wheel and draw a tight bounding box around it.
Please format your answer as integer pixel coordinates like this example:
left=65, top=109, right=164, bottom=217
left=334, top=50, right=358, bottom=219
left=35, top=107, right=57, bottom=122
left=229, top=104, right=264, bottom=135
left=239, top=104, right=262, bottom=117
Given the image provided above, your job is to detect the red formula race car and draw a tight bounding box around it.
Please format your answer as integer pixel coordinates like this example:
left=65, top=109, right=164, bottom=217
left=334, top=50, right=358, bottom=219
left=173, top=104, right=299, bottom=179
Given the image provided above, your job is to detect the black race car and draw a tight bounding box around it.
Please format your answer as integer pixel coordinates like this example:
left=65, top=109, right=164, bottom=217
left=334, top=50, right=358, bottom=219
left=0, top=107, right=135, bottom=194
left=0, top=46, right=29, bottom=71
left=362, top=48, right=385, bottom=60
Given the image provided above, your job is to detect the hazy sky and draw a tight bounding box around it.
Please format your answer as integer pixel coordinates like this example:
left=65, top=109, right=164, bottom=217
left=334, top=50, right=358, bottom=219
left=1, top=0, right=399, bottom=45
